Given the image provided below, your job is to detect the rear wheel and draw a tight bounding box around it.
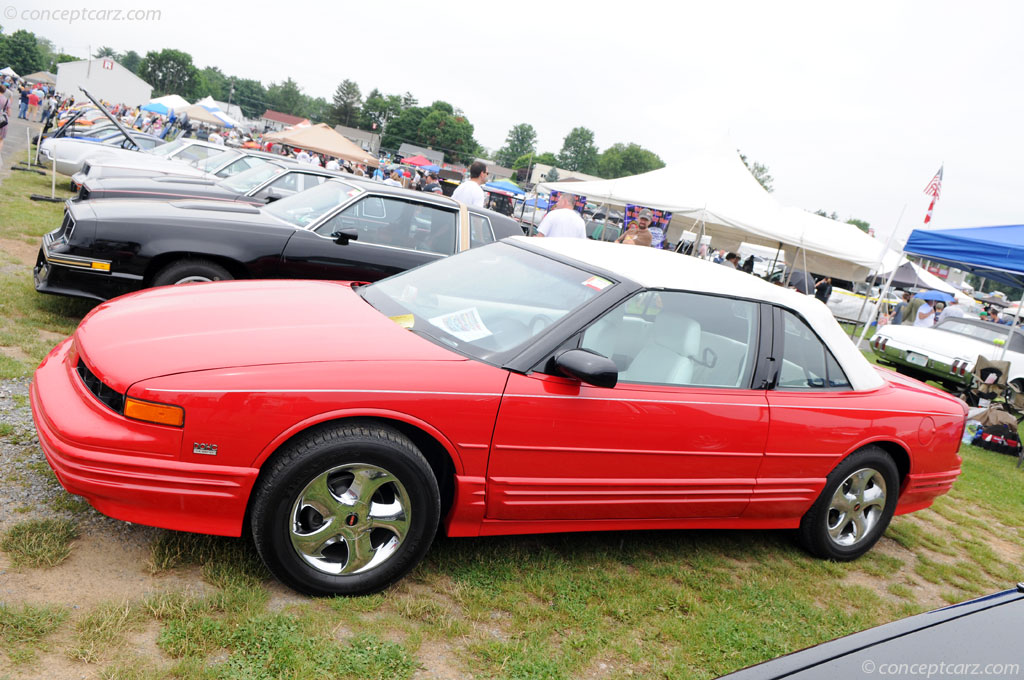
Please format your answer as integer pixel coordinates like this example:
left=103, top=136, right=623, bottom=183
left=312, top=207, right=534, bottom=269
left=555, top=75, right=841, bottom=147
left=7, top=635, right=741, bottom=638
left=151, top=259, right=232, bottom=287
left=250, top=421, right=440, bottom=596
left=798, top=446, right=898, bottom=561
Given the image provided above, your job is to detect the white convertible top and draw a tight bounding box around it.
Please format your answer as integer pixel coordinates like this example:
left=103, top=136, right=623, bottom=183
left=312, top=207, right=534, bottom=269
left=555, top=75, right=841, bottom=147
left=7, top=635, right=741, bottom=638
left=513, top=236, right=885, bottom=391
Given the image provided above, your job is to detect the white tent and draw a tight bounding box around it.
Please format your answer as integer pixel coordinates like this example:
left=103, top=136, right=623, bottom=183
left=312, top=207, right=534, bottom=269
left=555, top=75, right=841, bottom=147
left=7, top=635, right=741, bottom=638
left=539, top=147, right=888, bottom=280
left=0, top=66, right=20, bottom=79
left=146, top=94, right=191, bottom=114
left=195, top=96, right=241, bottom=128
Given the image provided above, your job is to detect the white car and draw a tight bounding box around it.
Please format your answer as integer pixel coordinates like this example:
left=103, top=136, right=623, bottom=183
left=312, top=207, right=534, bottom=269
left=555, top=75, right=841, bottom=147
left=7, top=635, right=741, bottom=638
left=40, top=135, right=224, bottom=179
left=871, top=316, right=1024, bottom=390
left=70, top=146, right=284, bottom=189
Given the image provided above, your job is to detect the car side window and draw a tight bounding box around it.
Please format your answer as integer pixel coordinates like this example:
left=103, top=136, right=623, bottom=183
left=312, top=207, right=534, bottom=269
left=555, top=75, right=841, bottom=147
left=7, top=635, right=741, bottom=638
left=175, top=144, right=218, bottom=162
left=470, top=214, right=495, bottom=247
left=215, top=157, right=264, bottom=178
left=314, top=196, right=457, bottom=254
left=298, top=174, right=327, bottom=192
left=579, top=290, right=760, bottom=388
left=266, top=172, right=301, bottom=194
left=777, top=310, right=851, bottom=390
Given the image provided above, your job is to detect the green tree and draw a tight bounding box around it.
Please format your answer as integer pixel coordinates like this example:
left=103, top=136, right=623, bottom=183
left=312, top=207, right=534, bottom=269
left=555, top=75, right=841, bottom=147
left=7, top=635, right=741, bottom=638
left=847, top=218, right=871, bottom=233
left=0, top=30, right=44, bottom=76
left=263, top=78, right=305, bottom=117
left=229, top=78, right=266, bottom=119
left=535, top=151, right=558, bottom=166
left=196, top=66, right=229, bottom=101
left=596, top=142, right=665, bottom=179
left=429, top=100, right=454, bottom=115
left=544, top=167, right=560, bottom=182
left=496, top=123, right=537, bottom=168
left=814, top=209, right=840, bottom=221
left=303, top=96, right=330, bottom=122
left=360, top=90, right=402, bottom=131
left=330, top=79, right=362, bottom=127
left=138, top=48, right=199, bottom=99
left=417, top=108, right=479, bottom=164
left=401, top=91, right=418, bottom=109
left=118, top=50, right=142, bottom=74
left=558, top=127, right=599, bottom=173
left=93, top=46, right=117, bottom=58
left=738, top=150, right=774, bottom=192
left=381, top=106, right=428, bottom=151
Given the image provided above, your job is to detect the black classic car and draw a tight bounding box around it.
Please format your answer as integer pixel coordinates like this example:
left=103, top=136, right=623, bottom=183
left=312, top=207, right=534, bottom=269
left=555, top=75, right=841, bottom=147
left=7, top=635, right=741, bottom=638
left=76, top=160, right=346, bottom=205
left=35, top=178, right=523, bottom=301
left=718, top=586, right=1024, bottom=678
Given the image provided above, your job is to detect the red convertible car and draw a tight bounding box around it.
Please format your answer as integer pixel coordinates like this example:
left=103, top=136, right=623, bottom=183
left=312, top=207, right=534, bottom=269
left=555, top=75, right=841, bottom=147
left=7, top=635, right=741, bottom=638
left=31, top=238, right=966, bottom=596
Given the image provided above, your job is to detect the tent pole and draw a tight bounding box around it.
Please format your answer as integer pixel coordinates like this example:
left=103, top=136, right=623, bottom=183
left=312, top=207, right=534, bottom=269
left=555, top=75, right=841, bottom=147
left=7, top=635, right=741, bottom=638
left=769, top=242, right=782, bottom=280
left=784, top=248, right=800, bottom=287
left=998, top=291, right=1024, bottom=363
left=856, top=257, right=903, bottom=349
left=852, top=267, right=878, bottom=335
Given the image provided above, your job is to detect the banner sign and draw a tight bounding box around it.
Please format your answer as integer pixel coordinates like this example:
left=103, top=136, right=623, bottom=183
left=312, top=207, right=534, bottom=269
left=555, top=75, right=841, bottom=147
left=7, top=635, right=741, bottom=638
left=548, top=190, right=587, bottom=215
left=625, top=205, right=672, bottom=249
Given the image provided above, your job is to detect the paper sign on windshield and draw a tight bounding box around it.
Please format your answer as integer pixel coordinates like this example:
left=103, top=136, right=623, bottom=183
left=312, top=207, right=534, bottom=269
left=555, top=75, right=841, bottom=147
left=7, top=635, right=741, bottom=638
left=428, top=308, right=492, bottom=342
left=389, top=314, right=414, bottom=329
left=583, top=276, right=612, bottom=291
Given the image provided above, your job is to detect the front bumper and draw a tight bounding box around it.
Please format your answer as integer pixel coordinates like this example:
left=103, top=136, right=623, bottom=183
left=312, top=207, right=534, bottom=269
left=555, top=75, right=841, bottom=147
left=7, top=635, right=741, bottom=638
left=30, top=338, right=258, bottom=536
left=34, top=240, right=141, bottom=302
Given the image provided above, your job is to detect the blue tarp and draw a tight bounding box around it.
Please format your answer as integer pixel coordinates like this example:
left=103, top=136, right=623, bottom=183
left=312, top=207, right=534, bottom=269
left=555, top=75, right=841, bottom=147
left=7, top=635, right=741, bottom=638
left=483, top=180, right=525, bottom=196
left=904, top=225, right=1024, bottom=288
left=525, top=197, right=549, bottom=209
left=141, top=102, right=169, bottom=115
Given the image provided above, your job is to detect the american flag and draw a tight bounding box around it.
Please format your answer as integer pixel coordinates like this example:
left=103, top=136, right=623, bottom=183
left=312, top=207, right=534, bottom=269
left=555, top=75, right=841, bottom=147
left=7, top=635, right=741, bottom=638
left=922, top=165, right=943, bottom=225
left=924, top=165, right=943, bottom=199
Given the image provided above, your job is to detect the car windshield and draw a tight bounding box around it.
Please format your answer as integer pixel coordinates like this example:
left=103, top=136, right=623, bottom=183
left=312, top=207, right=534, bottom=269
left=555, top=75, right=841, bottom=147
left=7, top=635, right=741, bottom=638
left=360, top=242, right=615, bottom=362
left=262, top=179, right=360, bottom=227
left=146, top=137, right=187, bottom=157
left=195, top=149, right=242, bottom=172
left=218, top=163, right=284, bottom=193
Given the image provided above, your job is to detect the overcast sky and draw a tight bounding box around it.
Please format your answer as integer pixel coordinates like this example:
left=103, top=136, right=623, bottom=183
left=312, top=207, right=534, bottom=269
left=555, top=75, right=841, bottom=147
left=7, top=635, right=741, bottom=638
left=12, top=0, right=1023, bottom=242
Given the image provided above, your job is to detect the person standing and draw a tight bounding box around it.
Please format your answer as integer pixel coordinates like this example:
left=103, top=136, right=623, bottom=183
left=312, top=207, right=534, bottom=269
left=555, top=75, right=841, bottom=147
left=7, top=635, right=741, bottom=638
left=451, top=161, right=487, bottom=208
left=325, top=157, right=340, bottom=171
left=721, top=252, right=740, bottom=268
left=938, top=298, right=965, bottom=322
left=616, top=210, right=654, bottom=246
left=890, top=291, right=912, bottom=325
left=422, top=172, right=443, bottom=194
left=814, top=276, right=833, bottom=303
left=0, top=85, right=9, bottom=159
left=383, top=169, right=403, bottom=187
left=536, top=192, right=586, bottom=238
left=913, top=299, right=935, bottom=327
left=901, top=297, right=925, bottom=325
left=17, top=85, right=29, bottom=119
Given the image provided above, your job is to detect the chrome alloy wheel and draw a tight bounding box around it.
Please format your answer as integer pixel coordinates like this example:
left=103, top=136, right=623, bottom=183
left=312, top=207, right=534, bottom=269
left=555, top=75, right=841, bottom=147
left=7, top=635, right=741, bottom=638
left=174, top=275, right=216, bottom=284
left=826, top=468, right=887, bottom=547
left=289, top=463, right=411, bottom=575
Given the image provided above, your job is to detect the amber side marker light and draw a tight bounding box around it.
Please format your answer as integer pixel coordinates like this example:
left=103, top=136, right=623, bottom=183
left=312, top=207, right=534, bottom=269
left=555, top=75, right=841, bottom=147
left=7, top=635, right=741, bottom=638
left=124, top=398, right=184, bottom=427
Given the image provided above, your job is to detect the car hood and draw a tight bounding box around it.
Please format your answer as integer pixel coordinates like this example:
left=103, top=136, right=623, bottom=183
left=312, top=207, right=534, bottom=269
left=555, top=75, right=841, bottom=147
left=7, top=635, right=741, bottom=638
left=877, top=324, right=993, bottom=361
left=75, top=280, right=462, bottom=392
left=88, top=158, right=208, bottom=178
left=84, top=176, right=233, bottom=201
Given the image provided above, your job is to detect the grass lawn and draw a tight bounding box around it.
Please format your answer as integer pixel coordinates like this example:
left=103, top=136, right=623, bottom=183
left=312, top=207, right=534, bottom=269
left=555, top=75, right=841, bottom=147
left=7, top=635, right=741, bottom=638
left=1, top=165, right=1022, bottom=678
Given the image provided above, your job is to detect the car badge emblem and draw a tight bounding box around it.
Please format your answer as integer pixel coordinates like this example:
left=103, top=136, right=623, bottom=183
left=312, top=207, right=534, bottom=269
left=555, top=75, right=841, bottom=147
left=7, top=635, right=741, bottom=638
left=346, top=514, right=359, bottom=527
left=193, top=442, right=218, bottom=456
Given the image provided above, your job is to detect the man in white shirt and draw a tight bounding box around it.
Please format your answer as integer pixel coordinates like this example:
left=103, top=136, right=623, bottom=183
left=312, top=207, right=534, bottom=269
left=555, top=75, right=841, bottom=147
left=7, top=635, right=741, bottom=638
left=913, top=301, right=935, bottom=327
left=938, top=298, right=966, bottom=323
left=295, top=149, right=311, bottom=164
left=383, top=169, right=403, bottom=187
left=325, top=158, right=340, bottom=171
left=536, top=192, right=586, bottom=238
left=451, top=161, right=487, bottom=208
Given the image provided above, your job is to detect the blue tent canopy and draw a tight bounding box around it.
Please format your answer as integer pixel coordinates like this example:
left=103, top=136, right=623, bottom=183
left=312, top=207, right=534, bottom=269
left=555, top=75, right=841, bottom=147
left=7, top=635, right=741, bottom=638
left=483, top=180, right=525, bottom=197
left=904, top=224, right=1024, bottom=288
left=525, top=197, right=549, bottom=209
left=141, top=102, right=169, bottom=115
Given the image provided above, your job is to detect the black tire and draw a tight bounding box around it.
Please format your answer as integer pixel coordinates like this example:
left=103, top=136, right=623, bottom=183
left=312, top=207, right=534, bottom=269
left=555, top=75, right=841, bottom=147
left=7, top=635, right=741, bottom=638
left=798, top=446, right=898, bottom=561
left=151, top=259, right=232, bottom=287
left=250, top=421, right=440, bottom=596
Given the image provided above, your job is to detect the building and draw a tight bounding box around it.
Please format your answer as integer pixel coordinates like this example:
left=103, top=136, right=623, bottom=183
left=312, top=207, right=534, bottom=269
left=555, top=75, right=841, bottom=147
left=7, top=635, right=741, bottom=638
left=397, top=143, right=444, bottom=167
left=260, top=110, right=310, bottom=132
left=55, top=59, right=152, bottom=105
left=334, top=124, right=380, bottom=155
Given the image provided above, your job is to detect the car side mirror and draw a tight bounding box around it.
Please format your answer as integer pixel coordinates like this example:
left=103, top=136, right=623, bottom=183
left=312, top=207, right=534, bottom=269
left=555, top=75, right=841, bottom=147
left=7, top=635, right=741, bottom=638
left=331, top=229, right=359, bottom=245
left=554, top=349, right=618, bottom=388
left=262, top=188, right=285, bottom=203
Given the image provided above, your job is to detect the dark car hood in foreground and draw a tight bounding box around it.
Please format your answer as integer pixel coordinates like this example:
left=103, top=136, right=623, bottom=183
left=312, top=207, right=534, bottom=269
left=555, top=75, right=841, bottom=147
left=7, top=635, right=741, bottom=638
left=75, top=279, right=462, bottom=392
left=83, top=176, right=241, bottom=203
left=718, top=586, right=1024, bottom=678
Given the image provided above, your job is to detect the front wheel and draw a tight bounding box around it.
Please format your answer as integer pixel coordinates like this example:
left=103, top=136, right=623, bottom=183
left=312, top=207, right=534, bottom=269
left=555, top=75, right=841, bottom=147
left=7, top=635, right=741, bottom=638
left=798, top=446, right=898, bottom=561
left=250, top=421, right=440, bottom=596
left=151, top=259, right=233, bottom=287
